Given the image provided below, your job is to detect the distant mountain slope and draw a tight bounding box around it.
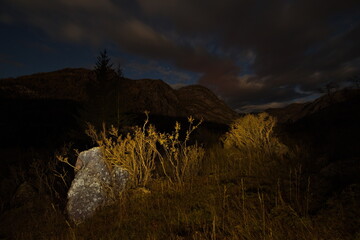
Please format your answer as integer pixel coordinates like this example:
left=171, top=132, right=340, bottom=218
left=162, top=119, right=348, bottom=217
left=177, top=85, right=238, bottom=124
left=266, top=88, right=360, bottom=167
left=0, top=68, right=91, bottom=101
left=118, top=78, right=185, bottom=117
left=266, top=89, right=360, bottom=123
left=266, top=89, right=360, bottom=212
left=0, top=68, right=238, bottom=124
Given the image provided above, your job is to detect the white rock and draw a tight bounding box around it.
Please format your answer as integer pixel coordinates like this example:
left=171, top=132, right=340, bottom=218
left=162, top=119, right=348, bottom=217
left=66, top=147, right=128, bottom=224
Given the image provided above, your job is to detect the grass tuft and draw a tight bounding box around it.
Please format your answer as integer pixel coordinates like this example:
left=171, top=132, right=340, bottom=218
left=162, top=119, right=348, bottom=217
left=1, top=113, right=358, bottom=239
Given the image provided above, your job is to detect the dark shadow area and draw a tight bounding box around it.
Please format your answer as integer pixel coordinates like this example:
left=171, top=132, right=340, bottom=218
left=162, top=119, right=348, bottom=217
left=0, top=98, right=81, bottom=148
left=285, top=90, right=360, bottom=164
left=279, top=90, right=360, bottom=213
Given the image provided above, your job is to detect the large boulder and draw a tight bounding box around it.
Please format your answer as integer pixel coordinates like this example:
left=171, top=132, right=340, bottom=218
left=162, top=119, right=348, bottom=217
left=67, top=147, right=128, bottom=224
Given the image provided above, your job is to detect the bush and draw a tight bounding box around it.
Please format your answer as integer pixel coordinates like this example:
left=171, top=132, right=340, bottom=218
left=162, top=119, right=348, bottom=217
left=222, top=113, right=288, bottom=176
left=86, top=118, right=157, bottom=188
left=157, top=116, right=204, bottom=185
left=85, top=113, right=204, bottom=188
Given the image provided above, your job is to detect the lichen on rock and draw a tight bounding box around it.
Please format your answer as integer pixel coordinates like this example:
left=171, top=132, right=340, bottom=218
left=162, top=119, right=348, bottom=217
left=66, top=147, right=128, bottom=224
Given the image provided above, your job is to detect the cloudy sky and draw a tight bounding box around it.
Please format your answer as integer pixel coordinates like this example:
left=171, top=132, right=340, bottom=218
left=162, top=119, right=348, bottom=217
left=1, top=0, right=360, bottom=112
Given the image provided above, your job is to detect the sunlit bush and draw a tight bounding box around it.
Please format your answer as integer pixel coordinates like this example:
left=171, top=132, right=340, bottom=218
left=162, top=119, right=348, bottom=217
left=86, top=113, right=204, bottom=188
left=157, top=116, right=204, bottom=185
left=222, top=113, right=288, bottom=176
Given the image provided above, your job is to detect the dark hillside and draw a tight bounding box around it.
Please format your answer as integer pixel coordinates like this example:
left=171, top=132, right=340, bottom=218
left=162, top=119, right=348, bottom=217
left=267, top=89, right=360, bottom=123
left=0, top=68, right=91, bottom=101
left=268, top=89, right=360, bottom=213
left=0, top=98, right=80, bottom=148
left=177, top=85, right=238, bottom=125
left=0, top=68, right=238, bottom=149
left=271, top=89, right=360, bottom=162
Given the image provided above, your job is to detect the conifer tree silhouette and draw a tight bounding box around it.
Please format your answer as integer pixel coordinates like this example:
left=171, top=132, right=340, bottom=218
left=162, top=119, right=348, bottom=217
left=94, top=49, right=113, bottom=83
left=80, top=49, right=129, bottom=130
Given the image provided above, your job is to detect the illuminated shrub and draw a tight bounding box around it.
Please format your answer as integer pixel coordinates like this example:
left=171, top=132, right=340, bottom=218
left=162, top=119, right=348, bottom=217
left=85, top=113, right=204, bottom=187
left=157, top=117, right=204, bottom=185
left=222, top=113, right=288, bottom=176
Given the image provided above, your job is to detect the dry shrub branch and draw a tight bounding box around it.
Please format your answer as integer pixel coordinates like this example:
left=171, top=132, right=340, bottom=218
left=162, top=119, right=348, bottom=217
left=222, top=113, right=289, bottom=176
left=85, top=113, right=204, bottom=188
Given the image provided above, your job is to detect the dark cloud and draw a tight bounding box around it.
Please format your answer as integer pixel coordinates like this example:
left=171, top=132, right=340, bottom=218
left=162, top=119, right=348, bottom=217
left=1, top=0, right=360, bottom=110
left=137, top=0, right=360, bottom=106
left=0, top=54, right=25, bottom=68
left=124, top=60, right=196, bottom=83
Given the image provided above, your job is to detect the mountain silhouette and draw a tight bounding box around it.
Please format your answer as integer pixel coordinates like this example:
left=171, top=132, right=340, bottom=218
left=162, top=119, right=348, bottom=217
left=0, top=68, right=238, bottom=125
left=266, top=88, right=360, bottom=123
left=0, top=68, right=238, bottom=147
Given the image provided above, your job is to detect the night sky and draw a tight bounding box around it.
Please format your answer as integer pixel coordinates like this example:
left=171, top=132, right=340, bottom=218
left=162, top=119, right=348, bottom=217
left=1, top=0, right=360, bottom=112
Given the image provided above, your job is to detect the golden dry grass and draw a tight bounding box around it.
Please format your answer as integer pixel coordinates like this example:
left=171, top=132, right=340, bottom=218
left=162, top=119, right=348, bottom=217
left=85, top=113, right=204, bottom=188
left=1, top=113, right=359, bottom=239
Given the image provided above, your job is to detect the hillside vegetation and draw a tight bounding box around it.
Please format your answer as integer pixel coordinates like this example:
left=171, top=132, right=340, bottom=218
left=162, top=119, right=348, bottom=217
left=0, top=68, right=359, bottom=239
left=1, top=111, right=359, bottom=239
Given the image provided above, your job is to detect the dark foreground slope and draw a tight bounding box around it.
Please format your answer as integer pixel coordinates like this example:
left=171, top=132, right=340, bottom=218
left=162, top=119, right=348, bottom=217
left=268, top=89, right=360, bottom=213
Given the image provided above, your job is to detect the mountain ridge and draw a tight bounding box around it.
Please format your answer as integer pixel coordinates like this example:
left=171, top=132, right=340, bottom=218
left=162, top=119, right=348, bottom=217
left=266, top=88, right=360, bottom=123
left=0, top=68, right=238, bottom=125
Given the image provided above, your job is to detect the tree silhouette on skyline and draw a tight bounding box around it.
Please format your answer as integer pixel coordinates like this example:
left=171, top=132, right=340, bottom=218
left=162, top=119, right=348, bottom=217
left=94, top=49, right=113, bottom=83
left=80, top=49, right=129, bottom=129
